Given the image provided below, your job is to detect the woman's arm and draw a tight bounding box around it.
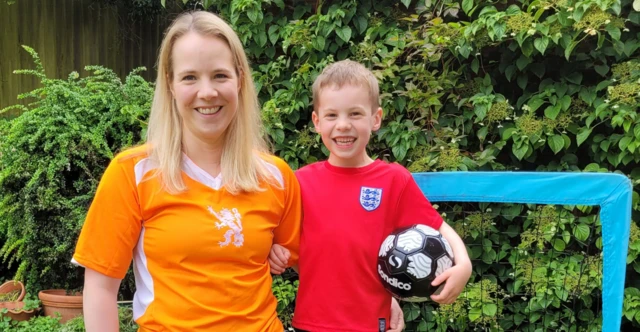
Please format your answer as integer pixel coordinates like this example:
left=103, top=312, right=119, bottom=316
left=83, top=268, right=122, bottom=332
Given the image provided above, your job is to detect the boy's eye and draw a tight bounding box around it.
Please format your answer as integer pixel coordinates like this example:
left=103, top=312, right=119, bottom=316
left=351, top=112, right=363, bottom=116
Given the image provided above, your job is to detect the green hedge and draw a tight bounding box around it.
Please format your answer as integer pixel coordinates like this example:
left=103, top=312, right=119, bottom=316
left=1, top=0, right=640, bottom=329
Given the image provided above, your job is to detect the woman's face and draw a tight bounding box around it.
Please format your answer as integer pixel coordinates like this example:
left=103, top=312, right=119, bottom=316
left=169, top=32, right=240, bottom=148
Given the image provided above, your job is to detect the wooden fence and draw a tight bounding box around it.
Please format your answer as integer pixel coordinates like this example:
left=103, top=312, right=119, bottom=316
left=0, top=0, right=172, bottom=116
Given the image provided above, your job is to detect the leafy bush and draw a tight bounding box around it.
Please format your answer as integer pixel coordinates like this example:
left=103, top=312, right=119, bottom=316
left=0, top=46, right=152, bottom=292
left=3, top=0, right=640, bottom=329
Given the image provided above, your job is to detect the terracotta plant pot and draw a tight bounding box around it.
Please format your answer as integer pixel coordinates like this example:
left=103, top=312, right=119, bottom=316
left=38, top=289, right=83, bottom=323
left=0, top=280, right=25, bottom=302
left=0, top=301, right=38, bottom=321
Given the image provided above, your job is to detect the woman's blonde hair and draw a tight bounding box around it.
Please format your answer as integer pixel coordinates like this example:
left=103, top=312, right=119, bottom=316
left=146, top=11, right=272, bottom=194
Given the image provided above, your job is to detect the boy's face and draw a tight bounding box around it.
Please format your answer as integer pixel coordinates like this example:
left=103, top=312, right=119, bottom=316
left=312, top=84, right=382, bottom=168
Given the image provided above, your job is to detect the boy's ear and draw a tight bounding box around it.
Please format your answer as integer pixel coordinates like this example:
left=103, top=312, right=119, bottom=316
left=372, top=107, right=383, bottom=131
left=312, top=111, right=320, bottom=132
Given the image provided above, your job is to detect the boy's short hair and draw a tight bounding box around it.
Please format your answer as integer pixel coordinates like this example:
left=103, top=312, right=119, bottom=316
left=312, top=59, right=380, bottom=112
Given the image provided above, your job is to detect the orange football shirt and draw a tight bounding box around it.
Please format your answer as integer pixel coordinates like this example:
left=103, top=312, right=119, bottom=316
left=73, top=145, right=301, bottom=331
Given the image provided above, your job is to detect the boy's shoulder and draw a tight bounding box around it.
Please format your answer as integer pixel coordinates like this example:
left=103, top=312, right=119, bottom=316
left=295, top=161, right=325, bottom=177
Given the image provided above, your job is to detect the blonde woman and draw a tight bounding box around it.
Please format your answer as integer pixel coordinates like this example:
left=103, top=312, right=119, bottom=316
left=72, top=11, right=301, bottom=331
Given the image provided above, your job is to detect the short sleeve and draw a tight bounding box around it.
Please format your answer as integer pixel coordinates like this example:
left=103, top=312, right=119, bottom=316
left=272, top=160, right=302, bottom=266
left=394, top=172, right=444, bottom=230
left=72, top=156, right=142, bottom=279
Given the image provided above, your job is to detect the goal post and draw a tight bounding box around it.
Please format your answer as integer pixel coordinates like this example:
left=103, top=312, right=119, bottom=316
left=412, top=172, right=632, bottom=331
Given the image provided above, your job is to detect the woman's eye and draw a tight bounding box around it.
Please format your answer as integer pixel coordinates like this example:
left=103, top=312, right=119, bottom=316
left=214, top=73, right=228, bottom=79
left=183, top=75, right=196, bottom=81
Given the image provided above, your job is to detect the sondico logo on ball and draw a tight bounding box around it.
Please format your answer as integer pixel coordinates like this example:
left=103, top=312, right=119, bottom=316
left=378, top=265, right=411, bottom=290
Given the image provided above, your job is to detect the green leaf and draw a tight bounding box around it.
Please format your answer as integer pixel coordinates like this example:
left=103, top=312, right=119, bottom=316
left=577, top=128, right=592, bottom=146
left=392, top=144, right=408, bottom=161
left=517, top=74, right=528, bottom=90
left=528, top=98, right=545, bottom=112
left=560, top=95, right=571, bottom=111
left=634, top=124, right=640, bottom=140
left=553, top=239, right=566, bottom=251
left=548, top=135, right=564, bottom=154
left=483, top=303, right=498, bottom=316
left=161, top=0, right=166, bottom=7
left=502, top=128, right=516, bottom=140
left=477, top=126, right=489, bottom=141
left=544, top=104, right=561, bottom=120
left=471, top=58, right=480, bottom=74
left=469, top=308, right=482, bottom=322
left=620, top=136, right=633, bottom=151
left=247, top=8, right=259, bottom=23
left=566, top=72, right=583, bottom=85
left=401, top=0, right=412, bottom=8
left=513, top=143, right=528, bottom=160
left=505, top=65, right=517, bottom=82
left=574, top=224, right=590, bottom=242
left=516, top=56, right=531, bottom=71
left=336, top=26, right=352, bottom=43
left=594, top=64, right=609, bottom=77
left=565, top=41, right=578, bottom=60
left=268, top=26, right=280, bottom=45
left=606, top=25, right=621, bottom=40
left=534, top=37, right=549, bottom=54
left=355, top=16, right=368, bottom=33
left=462, top=0, right=474, bottom=14
left=600, top=140, right=611, bottom=152
left=404, top=303, right=421, bottom=321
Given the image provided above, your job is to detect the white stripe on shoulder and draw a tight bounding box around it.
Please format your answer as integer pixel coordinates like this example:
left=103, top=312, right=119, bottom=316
left=262, top=159, right=284, bottom=188
left=134, top=158, right=157, bottom=186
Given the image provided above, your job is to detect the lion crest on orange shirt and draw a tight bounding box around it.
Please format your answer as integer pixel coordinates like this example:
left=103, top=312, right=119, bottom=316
left=208, top=207, right=244, bottom=247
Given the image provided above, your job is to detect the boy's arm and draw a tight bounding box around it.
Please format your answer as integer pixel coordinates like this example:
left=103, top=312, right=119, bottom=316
left=431, top=222, right=472, bottom=304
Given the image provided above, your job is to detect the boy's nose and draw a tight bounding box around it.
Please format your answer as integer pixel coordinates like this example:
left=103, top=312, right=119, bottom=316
left=336, top=119, right=352, bottom=130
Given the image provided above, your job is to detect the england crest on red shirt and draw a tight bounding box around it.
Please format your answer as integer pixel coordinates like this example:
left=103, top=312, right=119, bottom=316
left=360, top=186, right=382, bottom=211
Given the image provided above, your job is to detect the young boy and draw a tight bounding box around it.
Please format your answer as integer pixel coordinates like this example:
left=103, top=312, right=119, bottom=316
left=270, top=60, right=472, bottom=332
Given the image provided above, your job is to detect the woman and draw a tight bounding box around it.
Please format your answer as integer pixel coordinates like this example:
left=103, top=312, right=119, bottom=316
left=73, top=11, right=301, bottom=331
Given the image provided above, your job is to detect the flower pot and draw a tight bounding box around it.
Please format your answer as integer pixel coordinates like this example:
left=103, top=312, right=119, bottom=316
left=0, top=280, right=25, bottom=302
left=38, top=289, right=83, bottom=323
left=0, top=301, right=38, bottom=321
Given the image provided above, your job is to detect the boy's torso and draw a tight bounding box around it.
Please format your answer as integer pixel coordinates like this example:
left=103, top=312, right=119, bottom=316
left=293, top=160, right=407, bottom=332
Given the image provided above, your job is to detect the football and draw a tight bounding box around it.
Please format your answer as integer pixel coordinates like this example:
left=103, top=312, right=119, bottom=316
left=377, top=224, right=455, bottom=302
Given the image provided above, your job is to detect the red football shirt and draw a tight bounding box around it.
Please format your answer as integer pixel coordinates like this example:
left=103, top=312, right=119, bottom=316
left=293, top=160, right=443, bottom=332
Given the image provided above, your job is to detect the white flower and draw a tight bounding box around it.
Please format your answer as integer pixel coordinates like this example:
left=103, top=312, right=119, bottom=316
left=612, top=78, right=617, bottom=82
left=527, top=29, right=536, bottom=36
left=510, top=32, right=516, bottom=37
left=497, top=124, right=504, bottom=128
left=522, top=296, right=528, bottom=301
left=451, top=138, right=457, bottom=143
left=605, top=20, right=611, bottom=24
left=440, top=146, right=445, bottom=150
left=479, top=122, right=485, bottom=126
left=475, top=52, right=481, bottom=56
left=488, top=141, right=493, bottom=144
left=604, top=99, right=610, bottom=103
left=538, top=139, right=545, bottom=143
left=589, top=29, right=597, bottom=36
left=522, top=104, right=531, bottom=111
left=486, top=208, right=492, bottom=212
left=509, top=272, right=514, bottom=277
left=624, top=28, right=630, bottom=32
left=505, top=117, right=512, bottom=120
left=568, top=7, right=574, bottom=11
left=613, top=105, right=619, bottom=109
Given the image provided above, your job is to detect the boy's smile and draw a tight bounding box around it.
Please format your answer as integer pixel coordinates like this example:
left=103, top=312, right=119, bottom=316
left=312, top=84, right=382, bottom=168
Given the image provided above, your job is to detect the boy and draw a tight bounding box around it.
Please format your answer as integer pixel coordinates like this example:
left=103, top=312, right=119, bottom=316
left=270, top=60, right=472, bottom=332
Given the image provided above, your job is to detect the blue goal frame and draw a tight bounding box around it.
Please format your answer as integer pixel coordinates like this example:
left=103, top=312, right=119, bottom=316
left=412, top=172, right=632, bottom=332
